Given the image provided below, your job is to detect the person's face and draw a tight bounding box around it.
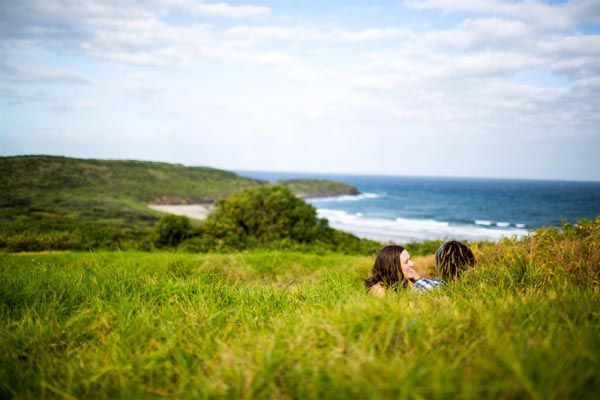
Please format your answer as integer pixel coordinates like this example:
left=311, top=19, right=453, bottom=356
left=400, top=250, right=419, bottom=282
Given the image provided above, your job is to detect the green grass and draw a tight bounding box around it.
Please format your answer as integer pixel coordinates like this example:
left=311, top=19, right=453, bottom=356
left=2, top=225, right=599, bottom=400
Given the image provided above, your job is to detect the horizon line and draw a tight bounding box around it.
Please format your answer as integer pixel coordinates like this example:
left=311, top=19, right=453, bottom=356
left=234, top=168, right=600, bottom=184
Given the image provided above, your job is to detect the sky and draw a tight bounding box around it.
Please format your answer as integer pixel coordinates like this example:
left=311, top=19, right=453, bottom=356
left=1, top=0, right=600, bottom=181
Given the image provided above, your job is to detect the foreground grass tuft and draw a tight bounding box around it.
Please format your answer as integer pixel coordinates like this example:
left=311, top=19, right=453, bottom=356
left=1, top=219, right=599, bottom=399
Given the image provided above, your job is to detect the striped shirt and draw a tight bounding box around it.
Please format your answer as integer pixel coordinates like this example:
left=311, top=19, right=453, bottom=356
left=413, top=277, right=440, bottom=291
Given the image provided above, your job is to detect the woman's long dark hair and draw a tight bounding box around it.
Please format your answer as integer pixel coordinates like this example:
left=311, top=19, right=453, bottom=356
left=435, top=240, right=475, bottom=280
left=364, top=245, right=407, bottom=290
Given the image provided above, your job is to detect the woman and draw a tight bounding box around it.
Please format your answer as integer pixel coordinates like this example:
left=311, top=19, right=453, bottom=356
left=364, top=245, right=439, bottom=297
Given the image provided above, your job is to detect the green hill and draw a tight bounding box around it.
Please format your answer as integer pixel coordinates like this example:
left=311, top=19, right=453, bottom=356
left=1, top=155, right=266, bottom=205
left=0, top=155, right=267, bottom=251
left=0, top=155, right=364, bottom=252
left=277, top=178, right=359, bottom=198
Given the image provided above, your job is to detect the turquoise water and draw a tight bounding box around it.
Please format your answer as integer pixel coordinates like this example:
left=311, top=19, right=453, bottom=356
left=238, top=171, right=600, bottom=243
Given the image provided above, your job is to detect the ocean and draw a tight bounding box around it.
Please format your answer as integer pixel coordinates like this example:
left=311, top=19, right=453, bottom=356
left=237, top=171, right=600, bottom=243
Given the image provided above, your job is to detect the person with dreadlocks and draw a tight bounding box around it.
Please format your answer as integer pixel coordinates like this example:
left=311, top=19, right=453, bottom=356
left=435, top=240, right=476, bottom=281
left=364, top=245, right=440, bottom=297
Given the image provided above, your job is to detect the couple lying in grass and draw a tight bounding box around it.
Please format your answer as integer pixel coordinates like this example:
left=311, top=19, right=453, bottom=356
left=365, top=241, right=475, bottom=297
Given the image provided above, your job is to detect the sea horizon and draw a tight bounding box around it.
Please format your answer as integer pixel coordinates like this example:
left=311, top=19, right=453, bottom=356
left=235, top=168, right=600, bottom=184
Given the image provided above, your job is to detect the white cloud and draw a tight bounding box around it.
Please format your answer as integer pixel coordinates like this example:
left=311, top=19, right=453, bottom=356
left=407, top=0, right=575, bottom=31
left=151, top=0, right=270, bottom=18
left=0, top=1, right=269, bottom=63
left=182, top=1, right=270, bottom=18
left=433, top=52, right=547, bottom=80
left=0, top=62, right=93, bottom=85
left=420, top=18, right=534, bottom=50
left=328, top=27, right=412, bottom=42
left=79, top=19, right=217, bottom=66
left=222, top=25, right=411, bottom=46
left=0, top=87, right=61, bottom=105
left=562, top=0, right=600, bottom=24
left=1, top=0, right=599, bottom=180
left=0, top=0, right=269, bottom=28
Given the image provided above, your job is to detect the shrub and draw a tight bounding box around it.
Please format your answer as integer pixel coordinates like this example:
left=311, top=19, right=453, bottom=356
left=153, top=214, right=192, bottom=248
left=479, top=216, right=600, bottom=285
left=196, top=185, right=383, bottom=254
left=201, top=185, right=322, bottom=246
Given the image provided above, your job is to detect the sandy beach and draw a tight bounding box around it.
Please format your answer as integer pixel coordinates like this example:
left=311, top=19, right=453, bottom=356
left=148, top=204, right=215, bottom=220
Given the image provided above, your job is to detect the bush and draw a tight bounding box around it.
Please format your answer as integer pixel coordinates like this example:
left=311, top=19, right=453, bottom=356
left=153, top=214, right=192, bottom=248
left=0, top=217, right=147, bottom=252
left=201, top=185, right=322, bottom=246
left=195, top=185, right=383, bottom=254
left=479, top=216, right=600, bottom=285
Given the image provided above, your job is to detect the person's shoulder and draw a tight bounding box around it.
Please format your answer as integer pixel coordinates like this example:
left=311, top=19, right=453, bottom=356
left=368, top=282, right=385, bottom=298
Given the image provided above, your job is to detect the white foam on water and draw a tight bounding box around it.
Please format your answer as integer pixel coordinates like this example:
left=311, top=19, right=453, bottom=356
left=318, top=209, right=530, bottom=243
left=306, top=192, right=383, bottom=203
left=474, top=220, right=525, bottom=228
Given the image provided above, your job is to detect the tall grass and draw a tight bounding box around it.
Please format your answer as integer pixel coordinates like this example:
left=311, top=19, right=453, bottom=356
left=1, top=220, right=599, bottom=399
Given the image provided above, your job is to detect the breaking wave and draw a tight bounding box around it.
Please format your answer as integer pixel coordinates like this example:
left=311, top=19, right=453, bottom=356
left=318, top=209, right=529, bottom=243
left=306, top=192, right=383, bottom=202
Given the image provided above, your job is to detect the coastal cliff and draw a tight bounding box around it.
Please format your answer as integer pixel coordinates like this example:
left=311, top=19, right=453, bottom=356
left=277, top=178, right=360, bottom=198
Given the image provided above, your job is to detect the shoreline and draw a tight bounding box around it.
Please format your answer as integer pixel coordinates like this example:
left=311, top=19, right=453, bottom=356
left=314, top=208, right=530, bottom=243
left=148, top=204, right=215, bottom=220
left=147, top=203, right=530, bottom=243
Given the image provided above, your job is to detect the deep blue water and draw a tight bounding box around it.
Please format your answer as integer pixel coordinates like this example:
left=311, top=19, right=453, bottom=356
left=237, top=171, right=600, bottom=243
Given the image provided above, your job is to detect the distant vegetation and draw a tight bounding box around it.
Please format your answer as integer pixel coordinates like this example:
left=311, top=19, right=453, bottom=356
left=201, top=185, right=325, bottom=246
left=276, top=178, right=359, bottom=198
left=180, top=185, right=380, bottom=253
left=0, top=155, right=370, bottom=253
left=0, top=155, right=264, bottom=252
left=152, top=214, right=193, bottom=248
left=0, top=155, right=267, bottom=205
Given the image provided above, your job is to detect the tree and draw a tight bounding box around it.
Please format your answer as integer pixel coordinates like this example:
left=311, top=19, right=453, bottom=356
left=202, top=185, right=324, bottom=244
left=153, top=214, right=191, bottom=248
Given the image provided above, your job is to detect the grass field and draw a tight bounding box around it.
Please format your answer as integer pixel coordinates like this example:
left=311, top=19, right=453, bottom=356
left=1, top=223, right=599, bottom=399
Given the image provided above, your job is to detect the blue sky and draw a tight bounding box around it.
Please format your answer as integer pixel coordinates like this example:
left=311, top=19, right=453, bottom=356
left=1, top=0, right=599, bottom=180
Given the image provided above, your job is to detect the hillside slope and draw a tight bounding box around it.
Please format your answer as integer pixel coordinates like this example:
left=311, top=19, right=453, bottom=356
left=0, top=155, right=267, bottom=250
left=0, top=155, right=266, bottom=205
left=0, top=155, right=363, bottom=251
left=277, top=179, right=360, bottom=198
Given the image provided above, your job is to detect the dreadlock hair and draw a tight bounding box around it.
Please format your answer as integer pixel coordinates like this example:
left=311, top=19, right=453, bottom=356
left=435, top=240, right=475, bottom=281
left=364, top=245, right=408, bottom=290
